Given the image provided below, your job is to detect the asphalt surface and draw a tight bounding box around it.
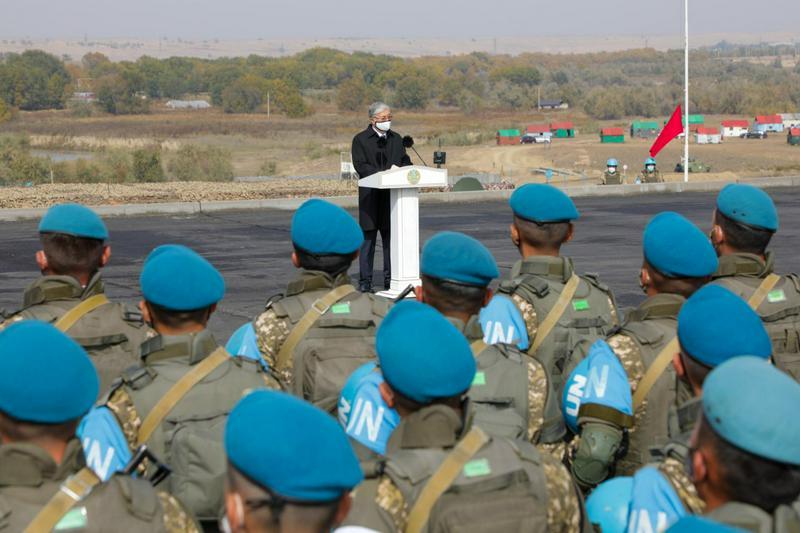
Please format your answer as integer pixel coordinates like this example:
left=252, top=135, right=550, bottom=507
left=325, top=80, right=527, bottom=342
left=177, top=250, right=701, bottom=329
left=2, top=187, right=799, bottom=341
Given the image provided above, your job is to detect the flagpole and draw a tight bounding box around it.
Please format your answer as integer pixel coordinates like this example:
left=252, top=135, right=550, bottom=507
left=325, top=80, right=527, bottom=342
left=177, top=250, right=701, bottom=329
left=684, top=0, right=689, bottom=183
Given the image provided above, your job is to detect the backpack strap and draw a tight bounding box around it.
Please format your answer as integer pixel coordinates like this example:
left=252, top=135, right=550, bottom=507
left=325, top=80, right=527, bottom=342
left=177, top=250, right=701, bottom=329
left=54, top=293, right=111, bottom=332
left=23, top=467, right=101, bottom=533
left=748, top=273, right=781, bottom=309
left=274, top=284, right=357, bottom=371
left=470, top=339, right=487, bottom=357
left=404, top=426, right=490, bottom=533
left=528, top=274, right=580, bottom=355
left=137, top=347, right=230, bottom=446
left=632, top=337, right=679, bottom=410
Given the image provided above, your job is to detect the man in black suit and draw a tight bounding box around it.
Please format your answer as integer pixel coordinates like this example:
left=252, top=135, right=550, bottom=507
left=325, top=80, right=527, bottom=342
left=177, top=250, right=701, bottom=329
left=351, top=102, right=411, bottom=293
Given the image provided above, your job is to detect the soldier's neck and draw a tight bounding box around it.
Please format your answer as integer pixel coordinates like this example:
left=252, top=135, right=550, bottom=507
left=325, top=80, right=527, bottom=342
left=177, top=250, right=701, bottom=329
left=720, top=246, right=766, bottom=261
left=153, top=322, right=207, bottom=336
left=0, top=433, right=71, bottom=465
left=519, top=244, right=561, bottom=259
left=41, top=269, right=93, bottom=287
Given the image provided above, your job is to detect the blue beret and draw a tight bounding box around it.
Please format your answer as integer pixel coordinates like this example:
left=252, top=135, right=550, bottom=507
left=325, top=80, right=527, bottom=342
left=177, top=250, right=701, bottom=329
left=0, top=321, right=98, bottom=423
left=376, top=301, right=476, bottom=404
left=643, top=212, right=718, bottom=278
left=678, top=285, right=771, bottom=367
left=291, top=199, right=363, bottom=255
left=509, top=184, right=580, bottom=223
left=140, top=244, right=225, bottom=311
left=225, top=390, right=362, bottom=501
left=703, top=356, right=800, bottom=465
left=668, top=516, right=746, bottom=533
left=716, top=183, right=778, bottom=231
left=421, top=231, right=499, bottom=287
left=39, top=203, right=108, bottom=240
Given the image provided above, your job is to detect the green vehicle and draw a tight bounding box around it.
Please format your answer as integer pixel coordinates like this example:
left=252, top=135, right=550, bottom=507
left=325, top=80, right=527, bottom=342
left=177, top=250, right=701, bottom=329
left=675, top=157, right=711, bottom=173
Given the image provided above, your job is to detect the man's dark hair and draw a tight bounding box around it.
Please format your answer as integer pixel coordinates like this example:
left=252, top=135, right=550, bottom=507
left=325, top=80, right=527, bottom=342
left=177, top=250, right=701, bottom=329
left=146, top=302, right=212, bottom=329
left=293, top=246, right=356, bottom=277
left=677, top=346, right=713, bottom=388
left=421, top=275, right=487, bottom=317
left=40, top=233, right=104, bottom=277
left=644, top=260, right=709, bottom=298
left=392, top=387, right=465, bottom=414
left=227, top=464, right=340, bottom=532
left=0, top=412, right=78, bottom=443
left=698, top=415, right=800, bottom=512
left=714, top=210, right=774, bottom=255
left=513, top=217, right=571, bottom=250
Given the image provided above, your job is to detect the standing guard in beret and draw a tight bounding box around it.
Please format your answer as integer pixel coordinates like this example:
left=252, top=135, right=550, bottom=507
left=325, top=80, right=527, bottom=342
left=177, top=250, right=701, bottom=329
left=0, top=321, right=199, bottom=532
left=100, top=244, right=278, bottom=528
left=709, top=183, right=800, bottom=381
left=343, top=301, right=590, bottom=533
left=685, top=357, right=800, bottom=530
left=489, top=183, right=620, bottom=396
left=0, top=203, right=151, bottom=396
left=563, top=211, right=718, bottom=490
left=245, top=198, right=391, bottom=413
left=223, top=390, right=363, bottom=532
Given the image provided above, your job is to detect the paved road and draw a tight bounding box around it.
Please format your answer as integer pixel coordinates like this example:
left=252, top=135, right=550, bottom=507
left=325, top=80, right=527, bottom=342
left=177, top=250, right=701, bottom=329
left=2, top=187, right=799, bottom=341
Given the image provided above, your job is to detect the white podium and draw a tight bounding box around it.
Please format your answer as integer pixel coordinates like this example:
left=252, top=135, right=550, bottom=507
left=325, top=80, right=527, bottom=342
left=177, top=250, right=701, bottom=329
left=358, top=165, right=448, bottom=298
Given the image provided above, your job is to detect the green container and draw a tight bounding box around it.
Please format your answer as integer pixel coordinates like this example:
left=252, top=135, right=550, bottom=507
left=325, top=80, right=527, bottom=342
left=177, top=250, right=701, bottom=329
left=601, top=135, right=625, bottom=143
left=688, top=114, right=705, bottom=125
left=497, top=129, right=521, bottom=137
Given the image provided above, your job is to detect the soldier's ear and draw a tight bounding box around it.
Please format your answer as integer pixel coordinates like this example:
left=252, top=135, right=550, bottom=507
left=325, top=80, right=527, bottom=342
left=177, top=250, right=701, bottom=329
left=509, top=224, right=520, bottom=247
left=139, top=301, right=152, bottom=325
left=564, top=223, right=575, bottom=243
left=379, top=382, right=396, bottom=408
left=672, top=352, right=686, bottom=378
left=100, top=245, right=112, bottom=268
left=224, top=492, right=245, bottom=531
left=333, top=493, right=353, bottom=528
left=35, top=250, right=48, bottom=272
left=482, top=288, right=494, bottom=308
left=415, top=285, right=425, bottom=303
left=291, top=252, right=300, bottom=268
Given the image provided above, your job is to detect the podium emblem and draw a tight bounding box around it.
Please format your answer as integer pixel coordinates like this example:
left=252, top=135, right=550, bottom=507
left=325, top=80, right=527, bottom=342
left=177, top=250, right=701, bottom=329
left=406, top=169, right=421, bottom=185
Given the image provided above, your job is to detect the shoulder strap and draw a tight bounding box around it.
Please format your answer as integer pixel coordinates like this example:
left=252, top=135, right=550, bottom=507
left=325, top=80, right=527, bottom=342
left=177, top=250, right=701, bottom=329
left=137, top=347, right=230, bottom=445
left=748, top=273, right=782, bottom=309
left=54, top=293, right=111, bottom=332
left=274, top=284, right=357, bottom=370
left=632, top=337, right=679, bottom=410
left=404, top=426, right=490, bottom=533
left=528, top=274, right=580, bottom=354
left=23, top=467, right=101, bottom=533
left=470, top=339, right=487, bottom=357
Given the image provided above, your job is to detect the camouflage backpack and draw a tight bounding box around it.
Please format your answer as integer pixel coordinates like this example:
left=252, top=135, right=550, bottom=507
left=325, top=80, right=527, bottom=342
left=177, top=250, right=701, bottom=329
left=269, top=286, right=391, bottom=413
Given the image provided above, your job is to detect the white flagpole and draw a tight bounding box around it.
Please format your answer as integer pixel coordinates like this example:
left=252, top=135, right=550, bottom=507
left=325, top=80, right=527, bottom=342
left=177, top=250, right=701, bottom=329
left=684, top=0, right=689, bottom=183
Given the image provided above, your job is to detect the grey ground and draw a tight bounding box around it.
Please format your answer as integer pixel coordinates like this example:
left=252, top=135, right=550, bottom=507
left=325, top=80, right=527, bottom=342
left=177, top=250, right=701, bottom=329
left=2, top=187, right=799, bottom=341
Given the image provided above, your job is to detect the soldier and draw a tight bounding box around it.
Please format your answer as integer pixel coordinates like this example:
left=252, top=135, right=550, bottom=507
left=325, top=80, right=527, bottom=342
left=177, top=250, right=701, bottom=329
left=709, top=183, right=800, bottom=381
left=564, top=211, right=718, bottom=489
left=343, top=301, right=589, bottom=533
left=597, top=285, right=772, bottom=531
left=0, top=320, right=198, bottom=532
left=100, top=244, right=278, bottom=528
left=686, top=357, right=800, bottom=529
left=639, top=157, right=663, bottom=184
left=488, top=183, right=619, bottom=395
left=222, top=390, right=363, bottom=533
left=248, top=198, right=390, bottom=412
left=602, top=158, right=623, bottom=185
left=0, top=203, right=150, bottom=395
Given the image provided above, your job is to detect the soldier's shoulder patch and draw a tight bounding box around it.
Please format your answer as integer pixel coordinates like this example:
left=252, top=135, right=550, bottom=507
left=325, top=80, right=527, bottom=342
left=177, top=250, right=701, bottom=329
left=376, top=476, right=408, bottom=532
left=158, top=491, right=200, bottom=533
left=657, top=457, right=705, bottom=515
left=105, top=387, right=142, bottom=451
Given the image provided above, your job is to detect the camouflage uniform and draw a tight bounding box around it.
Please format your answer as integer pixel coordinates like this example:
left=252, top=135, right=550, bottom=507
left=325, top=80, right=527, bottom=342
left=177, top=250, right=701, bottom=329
left=602, top=170, right=623, bottom=185
left=0, top=439, right=198, bottom=532
left=0, top=273, right=152, bottom=395
left=253, top=270, right=354, bottom=385
left=344, top=405, right=588, bottom=533
left=639, top=169, right=663, bottom=183
left=105, top=330, right=279, bottom=525
left=712, top=252, right=800, bottom=381
left=452, top=315, right=564, bottom=446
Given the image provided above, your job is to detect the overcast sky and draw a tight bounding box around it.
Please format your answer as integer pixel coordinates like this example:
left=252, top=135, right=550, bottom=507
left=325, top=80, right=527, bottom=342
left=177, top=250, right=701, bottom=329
left=0, top=0, right=798, bottom=40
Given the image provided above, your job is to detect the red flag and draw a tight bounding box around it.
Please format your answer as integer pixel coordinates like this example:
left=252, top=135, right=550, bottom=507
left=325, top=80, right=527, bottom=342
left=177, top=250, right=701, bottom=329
left=650, top=105, right=684, bottom=157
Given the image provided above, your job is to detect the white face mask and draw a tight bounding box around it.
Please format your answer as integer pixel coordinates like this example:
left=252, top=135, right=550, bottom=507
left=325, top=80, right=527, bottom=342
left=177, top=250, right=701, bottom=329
left=375, top=120, right=391, bottom=132
left=646, top=165, right=655, bottom=172
left=607, top=167, right=616, bottom=174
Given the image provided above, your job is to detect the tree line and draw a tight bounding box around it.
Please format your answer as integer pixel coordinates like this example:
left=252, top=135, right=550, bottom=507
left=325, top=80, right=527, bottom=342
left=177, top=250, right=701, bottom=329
left=1, top=46, right=799, bottom=121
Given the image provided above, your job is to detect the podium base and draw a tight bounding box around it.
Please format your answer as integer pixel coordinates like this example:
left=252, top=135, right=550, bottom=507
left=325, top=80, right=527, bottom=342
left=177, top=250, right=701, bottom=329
left=375, top=280, right=420, bottom=300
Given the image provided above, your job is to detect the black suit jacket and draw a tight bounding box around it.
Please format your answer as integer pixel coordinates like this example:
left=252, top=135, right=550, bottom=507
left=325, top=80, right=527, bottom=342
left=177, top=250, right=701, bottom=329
left=352, top=125, right=412, bottom=231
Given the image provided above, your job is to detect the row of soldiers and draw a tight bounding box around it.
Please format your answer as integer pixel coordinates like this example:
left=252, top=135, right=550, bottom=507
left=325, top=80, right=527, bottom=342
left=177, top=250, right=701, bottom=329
left=602, top=157, right=663, bottom=185
left=0, top=182, right=798, bottom=532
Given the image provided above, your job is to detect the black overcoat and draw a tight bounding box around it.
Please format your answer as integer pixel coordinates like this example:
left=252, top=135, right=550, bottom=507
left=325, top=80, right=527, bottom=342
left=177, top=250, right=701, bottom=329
left=352, top=125, right=412, bottom=231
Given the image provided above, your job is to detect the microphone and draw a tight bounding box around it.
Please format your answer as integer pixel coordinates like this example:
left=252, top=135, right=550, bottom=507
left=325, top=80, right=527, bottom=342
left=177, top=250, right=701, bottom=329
left=403, top=135, right=428, bottom=166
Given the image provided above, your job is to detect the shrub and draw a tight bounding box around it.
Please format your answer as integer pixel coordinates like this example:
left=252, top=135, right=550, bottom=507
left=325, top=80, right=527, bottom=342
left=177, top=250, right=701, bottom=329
left=167, top=144, right=234, bottom=181
left=131, top=147, right=165, bottom=182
